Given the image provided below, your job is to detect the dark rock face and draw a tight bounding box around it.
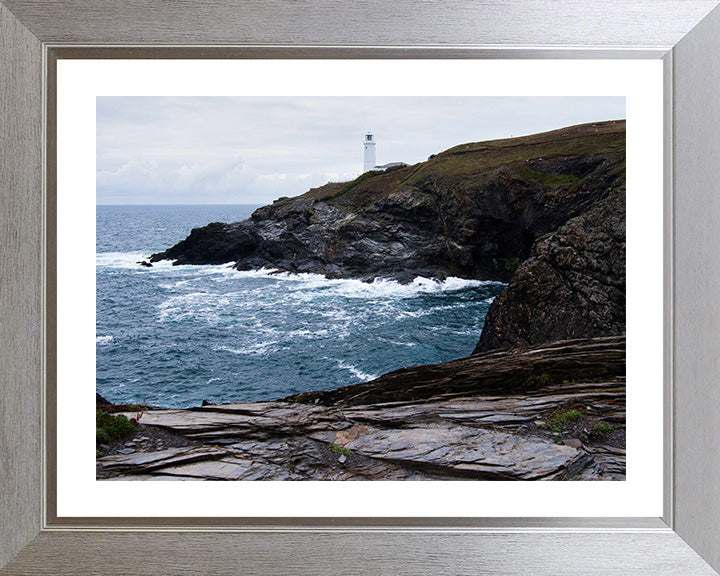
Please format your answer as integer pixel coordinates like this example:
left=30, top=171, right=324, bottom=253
left=150, top=121, right=626, bottom=284
left=475, top=186, right=625, bottom=353
left=152, top=222, right=261, bottom=266
left=96, top=393, right=112, bottom=407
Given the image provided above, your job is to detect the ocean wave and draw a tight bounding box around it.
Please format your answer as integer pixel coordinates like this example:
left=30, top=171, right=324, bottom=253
left=392, top=308, right=434, bottom=320
left=378, top=337, right=418, bottom=347
left=96, top=335, right=114, bottom=345
left=96, top=251, right=239, bottom=276
left=155, top=274, right=497, bottom=330
left=229, top=270, right=504, bottom=300
left=213, top=342, right=277, bottom=356
left=333, top=359, right=378, bottom=382
left=95, top=251, right=150, bottom=269
left=167, top=265, right=504, bottom=298
left=158, top=292, right=222, bottom=324
left=255, top=327, right=331, bottom=340
left=97, top=255, right=505, bottom=298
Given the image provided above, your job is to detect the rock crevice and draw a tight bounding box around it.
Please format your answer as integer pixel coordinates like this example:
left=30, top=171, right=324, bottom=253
left=475, top=186, right=625, bottom=353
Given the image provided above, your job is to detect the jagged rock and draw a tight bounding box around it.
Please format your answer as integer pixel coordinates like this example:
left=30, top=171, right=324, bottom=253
left=96, top=392, right=112, bottom=407
left=475, top=186, right=625, bottom=352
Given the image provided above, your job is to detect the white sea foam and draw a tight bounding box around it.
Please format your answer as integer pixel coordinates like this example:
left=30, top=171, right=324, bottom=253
left=285, top=328, right=329, bottom=339
left=98, top=254, right=504, bottom=302
left=257, top=327, right=331, bottom=340
left=158, top=291, right=223, bottom=324
left=96, top=335, right=114, bottom=345
left=393, top=308, right=434, bottom=320
left=225, top=268, right=504, bottom=299
left=378, top=337, right=418, bottom=347
left=334, top=360, right=378, bottom=382
left=95, top=251, right=149, bottom=269
left=95, top=251, right=241, bottom=277
left=213, top=342, right=277, bottom=356
left=317, top=309, right=354, bottom=322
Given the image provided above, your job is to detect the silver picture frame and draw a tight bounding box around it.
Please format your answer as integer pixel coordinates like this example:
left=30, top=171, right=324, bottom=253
left=2, top=1, right=720, bottom=574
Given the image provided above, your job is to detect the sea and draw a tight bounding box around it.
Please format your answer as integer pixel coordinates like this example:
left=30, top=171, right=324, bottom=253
left=96, top=205, right=506, bottom=408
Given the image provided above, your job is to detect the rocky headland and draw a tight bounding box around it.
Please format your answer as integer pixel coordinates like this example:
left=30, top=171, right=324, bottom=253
left=98, top=120, right=627, bottom=481
left=150, top=120, right=625, bottom=285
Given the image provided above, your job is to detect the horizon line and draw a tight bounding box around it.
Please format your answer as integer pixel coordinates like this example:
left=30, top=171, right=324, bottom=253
left=97, top=202, right=265, bottom=206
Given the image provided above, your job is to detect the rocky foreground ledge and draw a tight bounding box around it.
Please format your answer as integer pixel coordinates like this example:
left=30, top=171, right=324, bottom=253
left=97, top=336, right=625, bottom=481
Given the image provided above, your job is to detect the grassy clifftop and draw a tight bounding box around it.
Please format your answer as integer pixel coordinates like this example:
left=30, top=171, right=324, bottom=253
left=299, top=119, right=625, bottom=209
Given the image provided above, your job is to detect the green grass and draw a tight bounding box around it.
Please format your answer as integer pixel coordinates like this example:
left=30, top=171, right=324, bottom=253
left=548, top=409, right=584, bottom=433
left=518, top=167, right=581, bottom=186
left=288, top=122, right=625, bottom=213
left=330, top=444, right=353, bottom=456
left=593, top=422, right=612, bottom=435
left=317, top=165, right=408, bottom=202
left=323, top=170, right=383, bottom=200
left=96, top=410, right=137, bottom=445
left=504, top=257, right=521, bottom=273
left=524, top=373, right=553, bottom=388
left=411, top=131, right=624, bottom=188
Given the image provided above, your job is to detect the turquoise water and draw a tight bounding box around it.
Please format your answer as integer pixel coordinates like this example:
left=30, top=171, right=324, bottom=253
left=96, top=205, right=506, bottom=408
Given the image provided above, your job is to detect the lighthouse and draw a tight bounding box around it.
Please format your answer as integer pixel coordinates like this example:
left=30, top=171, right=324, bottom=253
left=363, top=131, right=376, bottom=173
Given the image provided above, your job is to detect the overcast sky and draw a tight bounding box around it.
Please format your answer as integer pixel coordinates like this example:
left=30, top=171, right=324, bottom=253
left=97, top=96, right=625, bottom=205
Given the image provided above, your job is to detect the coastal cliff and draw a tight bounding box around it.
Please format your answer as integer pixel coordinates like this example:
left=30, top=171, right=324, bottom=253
left=475, top=185, right=625, bottom=352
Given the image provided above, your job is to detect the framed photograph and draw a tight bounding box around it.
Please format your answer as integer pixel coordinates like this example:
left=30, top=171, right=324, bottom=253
left=2, top=1, right=720, bottom=574
left=64, top=61, right=655, bottom=512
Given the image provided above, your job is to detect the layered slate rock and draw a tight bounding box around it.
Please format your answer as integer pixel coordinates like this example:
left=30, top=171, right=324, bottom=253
left=475, top=186, right=625, bottom=352
left=314, top=425, right=590, bottom=480
left=150, top=121, right=625, bottom=284
left=292, top=335, right=625, bottom=406
left=97, top=336, right=625, bottom=481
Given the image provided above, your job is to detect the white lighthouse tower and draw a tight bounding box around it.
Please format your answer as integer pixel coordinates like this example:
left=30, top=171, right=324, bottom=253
left=363, top=131, right=376, bottom=173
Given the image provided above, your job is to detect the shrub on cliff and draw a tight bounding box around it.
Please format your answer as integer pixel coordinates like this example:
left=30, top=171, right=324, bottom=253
left=96, top=410, right=136, bottom=445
